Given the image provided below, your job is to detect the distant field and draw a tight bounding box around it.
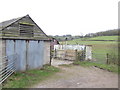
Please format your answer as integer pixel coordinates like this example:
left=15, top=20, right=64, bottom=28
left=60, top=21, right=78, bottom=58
left=85, top=36, right=118, bottom=41
left=61, top=36, right=118, bottom=64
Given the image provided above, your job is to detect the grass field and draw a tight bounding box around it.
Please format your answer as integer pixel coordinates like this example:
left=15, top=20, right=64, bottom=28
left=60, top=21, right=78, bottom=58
left=3, top=65, right=59, bottom=88
left=82, top=36, right=118, bottom=41
left=61, top=36, right=118, bottom=64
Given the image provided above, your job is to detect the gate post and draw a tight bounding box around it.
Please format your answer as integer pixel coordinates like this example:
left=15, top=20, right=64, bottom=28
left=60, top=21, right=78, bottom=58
left=75, top=49, right=78, bottom=61
left=106, top=53, right=109, bottom=64
left=50, top=46, right=52, bottom=66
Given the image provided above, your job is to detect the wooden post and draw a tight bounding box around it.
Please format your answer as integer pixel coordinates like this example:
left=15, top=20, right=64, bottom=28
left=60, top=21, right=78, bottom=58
left=106, top=53, right=109, bottom=64
left=84, top=46, right=86, bottom=61
left=50, top=46, right=52, bottom=66
left=75, top=49, right=78, bottom=61
left=65, top=50, right=67, bottom=60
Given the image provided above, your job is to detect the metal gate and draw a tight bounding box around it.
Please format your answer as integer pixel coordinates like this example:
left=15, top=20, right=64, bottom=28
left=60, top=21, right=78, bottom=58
left=0, top=54, right=17, bottom=84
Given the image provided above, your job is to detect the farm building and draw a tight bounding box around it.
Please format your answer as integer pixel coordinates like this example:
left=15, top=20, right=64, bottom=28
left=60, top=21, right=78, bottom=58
left=0, top=14, right=51, bottom=74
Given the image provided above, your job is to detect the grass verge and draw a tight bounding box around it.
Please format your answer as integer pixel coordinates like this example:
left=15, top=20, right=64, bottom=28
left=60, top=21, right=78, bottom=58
left=73, top=61, right=118, bottom=73
left=2, top=65, right=59, bottom=88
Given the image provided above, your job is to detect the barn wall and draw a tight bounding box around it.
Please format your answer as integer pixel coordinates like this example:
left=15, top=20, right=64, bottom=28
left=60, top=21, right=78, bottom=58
left=18, top=16, right=48, bottom=38
left=2, top=16, right=49, bottom=40
left=0, top=40, right=6, bottom=70
left=0, top=40, right=6, bottom=57
left=2, top=23, right=19, bottom=37
left=0, top=40, right=2, bottom=67
left=43, top=41, right=50, bottom=65
left=5, top=39, right=48, bottom=71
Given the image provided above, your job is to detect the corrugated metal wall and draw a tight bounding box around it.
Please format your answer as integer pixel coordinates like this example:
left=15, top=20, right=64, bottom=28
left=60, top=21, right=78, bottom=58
left=6, top=40, right=15, bottom=68
left=15, top=40, right=26, bottom=71
left=27, top=41, right=44, bottom=70
left=6, top=40, right=14, bottom=56
left=6, top=40, right=45, bottom=71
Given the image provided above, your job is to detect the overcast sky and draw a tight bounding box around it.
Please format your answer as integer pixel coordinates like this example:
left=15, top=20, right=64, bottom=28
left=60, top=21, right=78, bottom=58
left=0, top=0, right=119, bottom=36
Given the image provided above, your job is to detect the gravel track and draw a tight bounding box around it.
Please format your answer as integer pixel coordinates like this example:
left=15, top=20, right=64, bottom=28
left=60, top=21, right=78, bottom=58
left=32, top=59, right=118, bottom=88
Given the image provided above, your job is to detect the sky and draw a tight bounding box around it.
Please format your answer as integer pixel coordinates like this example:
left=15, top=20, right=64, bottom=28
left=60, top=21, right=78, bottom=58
left=0, top=0, right=119, bottom=36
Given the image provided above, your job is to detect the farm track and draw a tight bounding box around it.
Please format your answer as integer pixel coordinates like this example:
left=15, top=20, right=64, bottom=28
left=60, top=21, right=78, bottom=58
left=32, top=59, right=118, bottom=88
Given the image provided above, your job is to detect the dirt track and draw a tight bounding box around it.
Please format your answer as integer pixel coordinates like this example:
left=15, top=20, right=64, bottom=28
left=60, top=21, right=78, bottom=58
left=32, top=59, right=118, bottom=88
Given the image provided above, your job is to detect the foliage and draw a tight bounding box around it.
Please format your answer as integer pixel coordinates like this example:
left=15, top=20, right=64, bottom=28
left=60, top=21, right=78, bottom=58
left=85, top=29, right=119, bottom=37
left=3, top=65, right=59, bottom=88
left=107, top=47, right=118, bottom=65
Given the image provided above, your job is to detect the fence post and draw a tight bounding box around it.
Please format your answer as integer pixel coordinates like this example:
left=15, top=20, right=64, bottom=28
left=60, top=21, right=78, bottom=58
left=50, top=46, right=52, bottom=66
left=106, top=53, right=109, bottom=64
left=75, top=49, right=78, bottom=61
left=81, top=46, right=86, bottom=61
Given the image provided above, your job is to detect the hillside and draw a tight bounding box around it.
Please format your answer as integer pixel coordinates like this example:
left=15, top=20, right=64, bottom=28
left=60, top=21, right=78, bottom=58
left=49, top=29, right=119, bottom=42
left=85, top=29, right=119, bottom=37
left=83, top=36, right=118, bottom=41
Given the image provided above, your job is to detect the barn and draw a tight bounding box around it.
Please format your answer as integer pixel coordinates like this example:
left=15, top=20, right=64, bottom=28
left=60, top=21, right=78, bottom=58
left=0, top=15, right=51, bottom=73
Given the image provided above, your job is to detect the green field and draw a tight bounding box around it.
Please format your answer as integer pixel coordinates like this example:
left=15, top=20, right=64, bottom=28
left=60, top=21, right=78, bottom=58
left=83, top=36, right=118, bottom=41
left=61, top=36, right=118, bottom=64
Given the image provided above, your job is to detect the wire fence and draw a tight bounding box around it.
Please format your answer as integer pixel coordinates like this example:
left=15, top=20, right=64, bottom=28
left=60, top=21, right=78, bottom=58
left=0, top=54, right=17, bottom=84
left=92, top=53, right=118, bottom=65
left=92, top=53, right=107, bottom=64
